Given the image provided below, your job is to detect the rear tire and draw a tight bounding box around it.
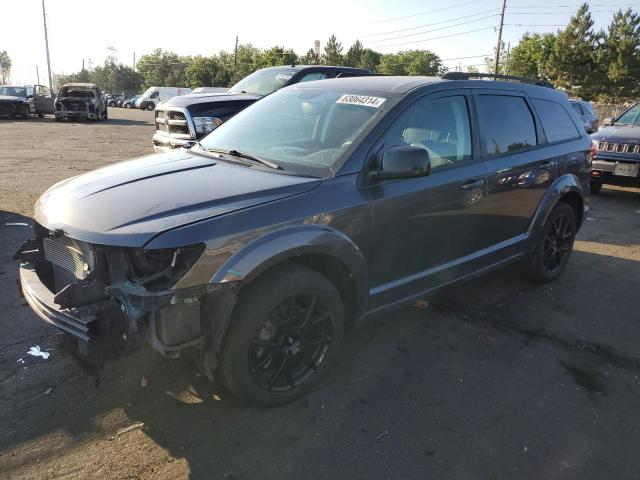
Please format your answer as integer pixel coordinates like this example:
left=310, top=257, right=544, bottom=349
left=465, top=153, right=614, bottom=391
left=220, top=263, right=344, bottom=406
left=23, top=105, right=30, bottom=119
left=523, top=202, right=576, bottom=283
left=590, top=180, right=602, bottom=195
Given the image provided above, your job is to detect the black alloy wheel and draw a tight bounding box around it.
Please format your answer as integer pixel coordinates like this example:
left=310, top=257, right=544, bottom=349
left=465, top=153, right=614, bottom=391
left=220, top=263, right=344, bottom=405
left=524, top=202, right=576, bottom=283
left=249, top=293, right=334, bottom=393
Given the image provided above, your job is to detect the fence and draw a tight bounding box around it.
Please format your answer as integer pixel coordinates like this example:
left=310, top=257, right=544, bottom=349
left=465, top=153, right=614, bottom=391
left=593, top=103, right=633, bottom=122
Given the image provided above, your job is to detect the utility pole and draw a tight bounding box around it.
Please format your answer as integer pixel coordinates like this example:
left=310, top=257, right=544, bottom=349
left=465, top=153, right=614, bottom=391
left=36, top=65, right=40, bottom=85
left=82, top=58, right=85, bottom=71
left=41, top=0, right=53, bottom=91
left=234, top=35, right=239, bottom=69
left=505, top=41, right=511, bottom=75
left=494, top=0, right=507, bottom=78
left=133, top=52, right=136, bottom=71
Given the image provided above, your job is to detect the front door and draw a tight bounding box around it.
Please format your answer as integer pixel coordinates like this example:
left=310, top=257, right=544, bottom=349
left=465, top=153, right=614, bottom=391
left=367, top=91, right=491, bottom=308
left=33, top=85, right=55, bottom=114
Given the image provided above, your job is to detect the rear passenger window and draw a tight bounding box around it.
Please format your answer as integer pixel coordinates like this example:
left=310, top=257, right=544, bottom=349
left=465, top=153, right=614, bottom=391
left=533, top=99, right=580, bottom=143
left=571, top=103, right=583, bottom=115
left=477, top=95, right=537, bottom=157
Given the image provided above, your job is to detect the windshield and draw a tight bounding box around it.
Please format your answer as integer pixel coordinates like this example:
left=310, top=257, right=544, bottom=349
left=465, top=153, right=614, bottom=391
left=60, top=86, right=94, bottom=98
left=615, top=104, right=640, bottom=126
left=0, top=86, right=26, bottom=97
left=200, top=87, right=394, bottom=178
left=228, top=67, right=298, bottom=96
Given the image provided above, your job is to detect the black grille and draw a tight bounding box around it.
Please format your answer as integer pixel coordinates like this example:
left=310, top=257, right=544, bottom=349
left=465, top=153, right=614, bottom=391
left=0, top=103, right=17, bottom=116
left=170, top=124, right=189, bottom=135
left=169, top=111, right=185, bottom=120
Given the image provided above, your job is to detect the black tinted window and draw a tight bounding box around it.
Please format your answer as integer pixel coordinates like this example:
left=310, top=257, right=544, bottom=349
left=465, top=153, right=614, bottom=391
left=477, top=95, right=536, bottom=157
left=533, top=99, right=580, bottom=142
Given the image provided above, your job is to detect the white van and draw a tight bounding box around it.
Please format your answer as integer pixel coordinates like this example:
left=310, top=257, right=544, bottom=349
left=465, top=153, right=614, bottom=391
left=135, top=86, right=192, bottom=110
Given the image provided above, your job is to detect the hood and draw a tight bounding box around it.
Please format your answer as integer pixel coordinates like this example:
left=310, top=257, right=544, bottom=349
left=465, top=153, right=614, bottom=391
left=0, top=94, right=25, bottom=102
left=35, top=150, right=320, bottom=247
left=161, top=92, right=260, bottom=108
left=592, top=125, right=640, bottom=143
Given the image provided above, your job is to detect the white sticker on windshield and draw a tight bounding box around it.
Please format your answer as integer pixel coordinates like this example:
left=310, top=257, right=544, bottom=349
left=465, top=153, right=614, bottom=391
left=336, top=94, right=386, bottom=108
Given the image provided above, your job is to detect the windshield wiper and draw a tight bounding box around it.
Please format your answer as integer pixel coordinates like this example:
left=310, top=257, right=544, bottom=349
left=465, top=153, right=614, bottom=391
left=206, top=148, right=283, bottom=170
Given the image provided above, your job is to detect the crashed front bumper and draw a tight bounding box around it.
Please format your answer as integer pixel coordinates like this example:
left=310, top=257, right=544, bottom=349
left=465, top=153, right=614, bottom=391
left=55, top=110, right=98, bottom=120
left=20, top=263, right=96, bottom=341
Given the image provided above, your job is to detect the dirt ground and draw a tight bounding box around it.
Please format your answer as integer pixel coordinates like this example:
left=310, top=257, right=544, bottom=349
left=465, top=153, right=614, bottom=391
left=0, top=108, right=639, bottom=479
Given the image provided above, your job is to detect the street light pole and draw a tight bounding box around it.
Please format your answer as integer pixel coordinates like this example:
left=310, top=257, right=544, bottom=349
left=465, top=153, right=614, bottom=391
left=41, top=0, right=53, bottom=91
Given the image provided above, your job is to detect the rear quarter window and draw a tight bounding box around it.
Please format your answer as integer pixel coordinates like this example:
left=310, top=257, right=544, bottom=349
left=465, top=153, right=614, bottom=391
left=533, top=99, right=580, bottom=143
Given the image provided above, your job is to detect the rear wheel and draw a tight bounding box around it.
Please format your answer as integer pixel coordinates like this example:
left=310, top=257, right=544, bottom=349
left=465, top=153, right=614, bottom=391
left=590, top=180, right=602, bottom=195
left=23, top=105, right=30, bottom=119
left=220, top=263, right=344, bottom=406
left=523, top=202, right=576, bottom=283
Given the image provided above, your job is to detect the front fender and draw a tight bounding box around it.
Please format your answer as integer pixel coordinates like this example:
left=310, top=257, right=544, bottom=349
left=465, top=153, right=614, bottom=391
left=211, top=224, right=369, bottom=313
left=527, top=173, right=587, bottom=250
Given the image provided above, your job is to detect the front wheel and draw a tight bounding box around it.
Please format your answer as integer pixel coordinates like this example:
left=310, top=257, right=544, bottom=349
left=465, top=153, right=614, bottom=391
left=23, top=105, right=30, bottom=119
left=146, top=103, right=154, bottom=111
left=523, top=202, right=576, bottom=283
left=220, top=263, right=344, bottom=406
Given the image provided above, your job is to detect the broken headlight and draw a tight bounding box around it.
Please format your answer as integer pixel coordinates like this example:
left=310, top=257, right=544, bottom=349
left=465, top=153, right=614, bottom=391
left=127, top=243, right=205, bottom=289
left=193, top=116, right=222, bottom=135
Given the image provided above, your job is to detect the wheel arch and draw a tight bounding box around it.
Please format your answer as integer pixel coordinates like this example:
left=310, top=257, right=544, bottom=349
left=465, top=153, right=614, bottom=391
left=212, top=225, right=369, bottom=320
left=527, top=173, right=586, bottom=251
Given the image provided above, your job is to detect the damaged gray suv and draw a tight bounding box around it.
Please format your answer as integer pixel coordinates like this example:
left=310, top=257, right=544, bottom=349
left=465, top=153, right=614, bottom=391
left=16, top=74, right=592, bottom=405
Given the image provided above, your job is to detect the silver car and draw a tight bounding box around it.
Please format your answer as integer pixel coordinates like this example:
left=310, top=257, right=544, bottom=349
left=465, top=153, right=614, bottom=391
left=570, top=99, right=598, bottom=134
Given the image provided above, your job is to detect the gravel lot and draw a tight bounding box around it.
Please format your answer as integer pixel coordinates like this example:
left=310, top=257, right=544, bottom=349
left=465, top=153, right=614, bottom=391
left=1, top=108, right=639, bottom=479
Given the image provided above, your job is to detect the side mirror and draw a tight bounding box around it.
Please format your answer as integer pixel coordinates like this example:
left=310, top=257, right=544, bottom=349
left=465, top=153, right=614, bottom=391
left=602, top=117, right=614, bottom=127
left=370, top=146, right=431, bottom=180
left=27, top=94, right=34, bottom=99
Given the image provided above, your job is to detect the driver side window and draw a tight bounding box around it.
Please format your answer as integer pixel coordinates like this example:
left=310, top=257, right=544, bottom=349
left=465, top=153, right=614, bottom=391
left=384, top=95, right=472, bottom=171
left=150, top=91, right=159, bottom=99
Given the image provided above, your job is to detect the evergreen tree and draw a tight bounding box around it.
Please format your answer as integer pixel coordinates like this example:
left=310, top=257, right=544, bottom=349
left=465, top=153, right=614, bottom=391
left=601, top=8, right=640, bottom=99
left=508, top=33, right=555, bottom=80
left=345, top=40, right=364, bottom=67
left=547, top=3, right=599, bottom=98
left=322, top=35, right=344, bottom=66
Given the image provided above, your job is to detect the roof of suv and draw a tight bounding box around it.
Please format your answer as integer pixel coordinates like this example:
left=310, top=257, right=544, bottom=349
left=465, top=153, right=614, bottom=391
left=294, top=75, right=569, bottom=100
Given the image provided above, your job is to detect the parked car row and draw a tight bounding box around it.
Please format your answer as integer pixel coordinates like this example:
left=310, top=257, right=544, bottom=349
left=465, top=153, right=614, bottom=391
left=16, top=71, right=595, bottom=406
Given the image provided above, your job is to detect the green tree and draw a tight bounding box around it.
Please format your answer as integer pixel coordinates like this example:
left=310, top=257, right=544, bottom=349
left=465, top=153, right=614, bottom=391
left=322, top=35, right=344, bottom=66
left=0, top=50, right=11, bottom=84
left=345, top=40, right=364, bottom=67
left=258, top=46, right=298, bottom=67
left=136, top=49, right=190, bottom=88
left=508, top=33, right=556, bottom=79
left=601, top=8, right=640, bottom=99
left=300, top=48, right=320, bottom=65
left=358, top=48, right=381, bottom=72
left=185, top=56, right=231, bottom=88
left=378, top=53, right=405, bottom=75
left=547, top=3, right=599, bottom=98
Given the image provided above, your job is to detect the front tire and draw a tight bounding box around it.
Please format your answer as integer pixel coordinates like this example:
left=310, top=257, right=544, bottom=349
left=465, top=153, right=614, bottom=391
left=523, top=202, right=576, bottom=283
left=23, top=105, right=30, bottom=119
left=590, top=180, right=602, bottom=195
left=220, top=263, right=344, bottom=406
left=146, top=103, right=154, bottom=111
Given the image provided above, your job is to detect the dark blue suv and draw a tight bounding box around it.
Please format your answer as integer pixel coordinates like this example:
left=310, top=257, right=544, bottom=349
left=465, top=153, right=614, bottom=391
left=16, top=74, right=592, bottom=405
left=590, top=102, right=640, bottom=193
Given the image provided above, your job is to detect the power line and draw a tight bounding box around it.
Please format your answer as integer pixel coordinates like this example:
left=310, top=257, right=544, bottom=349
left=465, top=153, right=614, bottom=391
left=371, top=26, right=497, bottom=49
left=370, top=0, right=485, bottom=24
left=361, top=8, right=500, bottom=38
left=441, top=54, right=493, bottom=60
left=368, top=14, right=499, bottom=44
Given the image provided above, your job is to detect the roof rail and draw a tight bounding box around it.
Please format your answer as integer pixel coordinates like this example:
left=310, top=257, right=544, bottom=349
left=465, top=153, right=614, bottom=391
left=441, top=72, right=554, bottom=89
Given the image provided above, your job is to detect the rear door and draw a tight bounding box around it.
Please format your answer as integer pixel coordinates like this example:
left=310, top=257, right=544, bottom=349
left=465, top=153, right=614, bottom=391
left=474, top=90, right=556, bottom=246
left=33, top=85, right=55, bottom=114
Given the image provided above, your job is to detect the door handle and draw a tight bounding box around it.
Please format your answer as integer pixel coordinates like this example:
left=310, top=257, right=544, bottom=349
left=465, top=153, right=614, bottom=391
left=538, top=161, right=553, bottom=170
left=460, top=179, right=485, bottom=191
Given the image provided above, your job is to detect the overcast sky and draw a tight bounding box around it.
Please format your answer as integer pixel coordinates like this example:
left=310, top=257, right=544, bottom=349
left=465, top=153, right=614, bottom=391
left=2, top=0, right=637, bottom=85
